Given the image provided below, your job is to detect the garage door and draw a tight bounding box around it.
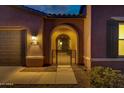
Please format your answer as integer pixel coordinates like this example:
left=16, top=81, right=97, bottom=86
left=0, top=29, right=26, bottom=66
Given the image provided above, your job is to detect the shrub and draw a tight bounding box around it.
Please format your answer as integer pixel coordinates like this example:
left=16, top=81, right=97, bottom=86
left=90, top=66, right=124, bottom=88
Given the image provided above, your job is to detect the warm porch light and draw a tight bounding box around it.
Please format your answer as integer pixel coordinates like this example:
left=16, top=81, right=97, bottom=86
left=59, top=41, right=63, bottom=45
left=32, top=36, right=37, bottom=45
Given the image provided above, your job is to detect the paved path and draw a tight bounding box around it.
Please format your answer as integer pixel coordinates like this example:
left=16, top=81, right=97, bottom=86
left=0, top=65, right=77, bottom=84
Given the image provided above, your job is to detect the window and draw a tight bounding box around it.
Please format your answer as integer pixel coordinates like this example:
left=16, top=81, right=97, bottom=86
left=118, top=24, right=124, bottom=56
left=107, top=19, right=124, bottom=57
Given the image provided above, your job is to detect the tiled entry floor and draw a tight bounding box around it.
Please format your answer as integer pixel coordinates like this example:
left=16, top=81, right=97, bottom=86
left=0, top=65, right=77, bottom=84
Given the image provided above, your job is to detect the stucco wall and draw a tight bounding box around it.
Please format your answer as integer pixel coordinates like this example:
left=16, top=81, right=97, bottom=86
left=83, top=6, right=91, bottom=70
left=0, top=6, right=44, bottom=35
left=37, top=19, right=44, bottom=56
left=27, top=30, right=32, bottom=50
left=91, top=5, right=124, bottom=58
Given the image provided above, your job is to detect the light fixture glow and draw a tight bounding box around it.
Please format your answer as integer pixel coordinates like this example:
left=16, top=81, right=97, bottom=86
left=32, top=36, right=37, bottom=45
left=59, top=41, right=62, bottom=45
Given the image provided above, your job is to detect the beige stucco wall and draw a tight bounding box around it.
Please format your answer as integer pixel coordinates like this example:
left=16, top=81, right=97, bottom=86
left=27, top=30, right=32, bottom=51
left=83, top=5, right=91, bottom=70
left=37, top=22, right=44, bottom=56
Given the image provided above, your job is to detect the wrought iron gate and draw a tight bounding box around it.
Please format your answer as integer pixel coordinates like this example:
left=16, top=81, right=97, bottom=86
left=52, top=50, right=76, bottom=65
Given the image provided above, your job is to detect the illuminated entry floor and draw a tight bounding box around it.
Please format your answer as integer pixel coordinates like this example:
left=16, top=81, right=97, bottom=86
left=53, top=52, right=76, bottom=65
left=0, top=66, right=77, bottom=84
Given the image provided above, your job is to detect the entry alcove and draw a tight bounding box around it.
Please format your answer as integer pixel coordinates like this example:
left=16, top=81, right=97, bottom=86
left=51, top=25, right=79, bottom=65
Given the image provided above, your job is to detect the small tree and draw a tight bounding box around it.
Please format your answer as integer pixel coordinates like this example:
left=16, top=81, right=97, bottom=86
left=90, top=66, right=124, bottom=88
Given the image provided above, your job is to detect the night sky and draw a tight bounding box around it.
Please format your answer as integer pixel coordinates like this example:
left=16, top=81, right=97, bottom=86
left=26, top=5, right=81, bottom=15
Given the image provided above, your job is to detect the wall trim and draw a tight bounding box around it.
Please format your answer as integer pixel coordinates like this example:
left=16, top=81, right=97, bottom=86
left=83, top=56, right=124, bottom=61
left=92, top=58, right=124, bottom=61
left=26, top=56, right=44, bottom=59
left=0, top=26, right=26, bottom=30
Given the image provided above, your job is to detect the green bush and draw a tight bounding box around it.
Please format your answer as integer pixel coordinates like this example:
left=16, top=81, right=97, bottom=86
left=90, top=66, right=124, bottom=88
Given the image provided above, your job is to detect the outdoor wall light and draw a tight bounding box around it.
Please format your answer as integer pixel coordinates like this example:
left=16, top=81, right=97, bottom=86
left=59, top=41, right=63, bottom=45
left=32, top=36, right=38, bottom=45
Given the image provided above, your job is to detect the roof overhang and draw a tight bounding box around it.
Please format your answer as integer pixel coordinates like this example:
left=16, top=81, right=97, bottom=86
left=11, top=5, right=85, bottom=19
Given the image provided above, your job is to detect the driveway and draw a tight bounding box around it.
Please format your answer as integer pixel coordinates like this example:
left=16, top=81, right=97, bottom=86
left=0, top=65, right=90, bottom=88
left=0, top=65, right=77, bottom=85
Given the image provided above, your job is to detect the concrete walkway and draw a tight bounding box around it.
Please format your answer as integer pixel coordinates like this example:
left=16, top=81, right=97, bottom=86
left=0, top=65, right=77, bottom=84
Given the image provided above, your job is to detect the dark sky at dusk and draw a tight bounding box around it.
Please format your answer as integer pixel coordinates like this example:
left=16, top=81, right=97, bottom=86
left=26, top=5, right=81, bottom=15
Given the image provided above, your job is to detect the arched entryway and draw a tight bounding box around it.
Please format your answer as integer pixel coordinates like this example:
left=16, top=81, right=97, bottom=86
left=51, top=25, right=79, bottom=65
